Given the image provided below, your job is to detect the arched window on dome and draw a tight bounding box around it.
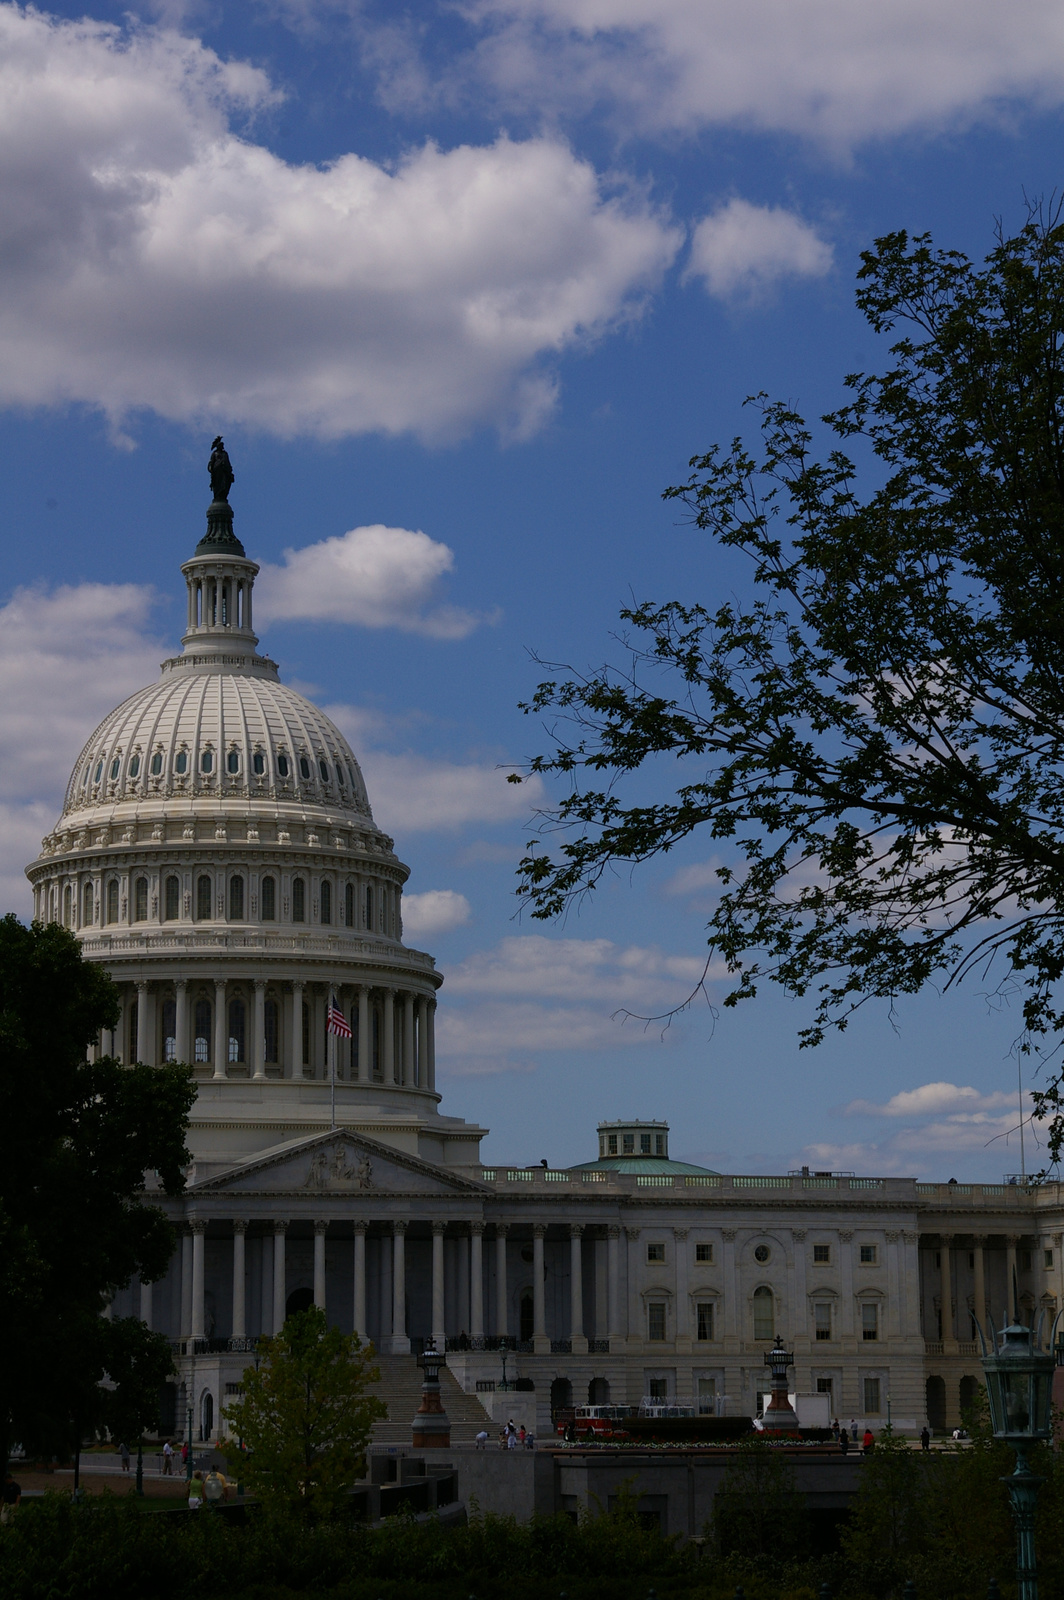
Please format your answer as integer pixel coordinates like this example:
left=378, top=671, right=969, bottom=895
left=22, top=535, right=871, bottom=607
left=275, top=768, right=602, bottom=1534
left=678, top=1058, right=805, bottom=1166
left=277, top=753, right=290, bottom=779
left=150, top=752, right=163, bottom=776
left=196, top=875, right=212, bottom=921
left=337, top=763, right=345, bottom=788
left=175, top=751, right=188, bottom=775
left=161, top=999, right=177, bottom=1062
left=227, top=749, right=239, bottom=774
left=363, top=884, right=373, bottom=932
left=252, top=751, right=265, bottom=776
left=261, top=876, right=276, bottom=921
left=129, top=754, right=140, bottom=778
left=110, top=758, right=120, bottom=781
left=292, top=878, right=306, bottom=923
left=164, top=875, right=180, bottom=921
left=229, top=875, right=244, bottom=920
left=133, top=877, right=148, bottom=922
left=228, top=998, right=246, bottom=1063
left=320, top=880, right=331, bottom=925
left=318, top=758, right=329, bottom=783
left=752, top=1286, right=774, bottom=1341
left=106, top=880, right=119, bottom=924
left=194, top=999, right=211, bottom=1063
left=345, top=882, right=354, bottom=928
left=299, top=756, right=311, bottom=781
left=201, top=749, right=213, bottom=774
left=264, top=999, right=279, bottom=1064
left=83, top=882, right=95, bottom=926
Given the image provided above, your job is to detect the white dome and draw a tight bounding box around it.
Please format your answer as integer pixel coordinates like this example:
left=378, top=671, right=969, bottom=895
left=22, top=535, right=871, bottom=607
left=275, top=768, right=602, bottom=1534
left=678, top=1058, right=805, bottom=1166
left=61, top=655, right=374, bottom=828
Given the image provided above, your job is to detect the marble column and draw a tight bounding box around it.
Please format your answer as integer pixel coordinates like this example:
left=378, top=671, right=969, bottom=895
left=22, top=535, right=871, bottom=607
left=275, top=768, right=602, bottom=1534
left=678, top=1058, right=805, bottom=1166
left=470, top=1223, right=485, bottom=1340
left=353, top=1222, right=367, bottom=1339
left=175, top=979, right=189, bottom=1064
left=417, top=997, right=429, bottom=1088
left=291, top=980, right=304, bottom=1078
left=941, top=1234, right=957, bottom=1348
left=391, top=1222, right=409, bottom=1353
left=314, top=1221, right=327, bottom=1311
left=973, top=1236, right=987, bottom=1338
left=136, top=979, right=156, bottom=1066
left=403, top=994, right=415, bottom=1086
left=382, top=990, right=395, bottom=1083
left=191, top=1221, right=206, bottom=1340
left=357, top=987, right=369, bottom=1081
left=252, top=979, right=267, bottom=1081
left=626, top=1228, right=643, bottom=1344
left=533, top=1224, right=548, bottom=1351
left=495, top=1225, right=509, bottom=1338
left=432, top=1222, right=447, bottom=1348
left=607, top=1226, right=623, bottom=1345
left=570, top=1225, right=586, bottom=1349
left=673, top=1227, right=690, bottom=1350
left=273, top=1222, right=288, bottom=1334
left=427, top=1002, right=436, bottom=1093
left=140, top=1278, right=153, bottom=1331
left=181, top=1230, right=193, bottom=1339
left=213, top=978, right=227, bottom=1079
left=1006, top=1235, right=1020, bottom=1324
left=232, top=1221, right=247, bottom=1338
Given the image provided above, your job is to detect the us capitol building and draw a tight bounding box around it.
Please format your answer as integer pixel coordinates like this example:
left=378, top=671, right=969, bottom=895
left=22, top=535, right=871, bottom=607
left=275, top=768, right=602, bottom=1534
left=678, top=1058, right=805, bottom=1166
left=25, top=455, right=1064, bottom=1441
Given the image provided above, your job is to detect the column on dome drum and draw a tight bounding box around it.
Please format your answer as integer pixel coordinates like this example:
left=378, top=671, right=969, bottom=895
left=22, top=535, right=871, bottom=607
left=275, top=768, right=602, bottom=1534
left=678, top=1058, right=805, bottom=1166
left=470, top=1223, right=485, bottom=1339
left=495, top=1225, right=509, bottom=1338
left=353, top=1222, right=367, bottom=1338
left=232, top=1221, right=247, bottom=1337
left=383, top=990, right=395, bottom=1082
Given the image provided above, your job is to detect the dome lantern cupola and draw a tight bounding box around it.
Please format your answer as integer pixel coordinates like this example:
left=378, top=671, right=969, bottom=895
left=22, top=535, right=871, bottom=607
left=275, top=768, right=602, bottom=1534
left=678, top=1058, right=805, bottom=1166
left=181, top=436, right=261, bottom=660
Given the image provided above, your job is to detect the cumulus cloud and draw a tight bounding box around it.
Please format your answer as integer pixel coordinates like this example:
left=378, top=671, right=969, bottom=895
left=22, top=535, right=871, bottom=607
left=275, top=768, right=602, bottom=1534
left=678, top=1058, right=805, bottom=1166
left=844, top=1081, right=1016, bottom=1118
left=402, top=889, right=472, bottom=935
left=685, top=201, right=832, bottom=301
left=256, top=525, right=484, bottom=638
left=0, top=5, right=679, bottom=441
left=381, top=0, right=1064, bottom=150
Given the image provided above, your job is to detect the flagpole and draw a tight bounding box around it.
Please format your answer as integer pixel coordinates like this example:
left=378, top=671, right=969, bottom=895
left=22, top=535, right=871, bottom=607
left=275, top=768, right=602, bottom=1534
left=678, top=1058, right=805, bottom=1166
left=329, top=1020, right=336, bottom=1130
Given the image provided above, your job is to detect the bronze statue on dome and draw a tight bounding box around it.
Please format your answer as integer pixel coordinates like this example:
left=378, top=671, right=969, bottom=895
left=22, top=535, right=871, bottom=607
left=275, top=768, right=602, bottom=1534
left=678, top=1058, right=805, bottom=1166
left=208, top=436, right=234, bottom=503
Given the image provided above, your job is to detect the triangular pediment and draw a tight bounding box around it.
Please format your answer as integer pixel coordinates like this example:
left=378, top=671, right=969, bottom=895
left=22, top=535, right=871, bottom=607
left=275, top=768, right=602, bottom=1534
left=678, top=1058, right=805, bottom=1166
left=190, top=1129, right=486, bottom=1197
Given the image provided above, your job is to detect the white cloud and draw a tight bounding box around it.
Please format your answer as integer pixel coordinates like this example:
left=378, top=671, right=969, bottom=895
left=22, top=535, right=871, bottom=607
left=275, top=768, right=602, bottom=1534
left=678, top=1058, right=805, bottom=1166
left=685, top=201, right=832, bottom=301
left=256, top=525, right=484, bottom=638
left=400, top=0, right=1064, bottom=150
left=402, top=889, right=472, bottom=935
left=0, top=5, right=679, bottom=441
left=845, top=1081, right=1016, bottom=1118
left=447, top=934, right=712, bottom=1002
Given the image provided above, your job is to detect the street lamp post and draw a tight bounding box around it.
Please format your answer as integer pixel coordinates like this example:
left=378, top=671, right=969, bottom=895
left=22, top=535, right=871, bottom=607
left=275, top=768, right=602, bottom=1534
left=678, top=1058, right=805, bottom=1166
left=981, top=1318, right=1056, bottom=1600
left=761, top=1335, right=800, bottom=1433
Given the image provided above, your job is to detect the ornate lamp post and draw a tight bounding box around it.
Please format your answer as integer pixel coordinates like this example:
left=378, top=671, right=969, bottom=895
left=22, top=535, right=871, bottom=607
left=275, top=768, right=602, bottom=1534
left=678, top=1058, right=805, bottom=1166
left=981, top=1319, right=1056, bottom=1600
left=412, top=1339, right=451, bottom=1449
left=761, top=1335, right=799, bottom=1432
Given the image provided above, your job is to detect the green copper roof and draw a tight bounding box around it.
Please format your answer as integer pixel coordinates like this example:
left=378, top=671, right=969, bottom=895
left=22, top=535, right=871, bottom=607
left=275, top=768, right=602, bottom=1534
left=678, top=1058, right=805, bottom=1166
left=569, top=1156, right=720, bottom=1176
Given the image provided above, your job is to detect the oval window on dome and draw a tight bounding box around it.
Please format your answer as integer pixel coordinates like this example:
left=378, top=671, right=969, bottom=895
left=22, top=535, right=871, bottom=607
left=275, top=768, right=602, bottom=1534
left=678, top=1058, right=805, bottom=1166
left=299, top=756, right=311, bottom=780
left=129, top=755, right=140, bottom=778
left=318, top=758, right=329, bottom=783
left=82, top=766, right=90, bottom=787
left=253, top=751, right=265, bottom=776
left=336, top=763, right=345, bottom=786
left=175, top=751, right=188, bottom=774
left=150, top=752, right=162, bottom=776
left=110, top=759, right=120, bottom=780
left=277, top=753, right=290, bottom=778
left=347, top=765, right=356, bottom=789
left=201, top=749, right=213, bottom=773
left=227, top=749, right=240, bottom=774
left=94, top=761, right=103, bottom=783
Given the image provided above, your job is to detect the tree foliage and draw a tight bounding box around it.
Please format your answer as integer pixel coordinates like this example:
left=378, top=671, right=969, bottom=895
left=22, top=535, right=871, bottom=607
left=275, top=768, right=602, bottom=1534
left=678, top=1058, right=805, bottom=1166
left=711, top=1437, right=808, bottom=1556
left=0, top=915, right=193, bottom=1462
left=518, top=211, right=1064, bottom=1157
left=223, top=1306, right=386, bottom=1521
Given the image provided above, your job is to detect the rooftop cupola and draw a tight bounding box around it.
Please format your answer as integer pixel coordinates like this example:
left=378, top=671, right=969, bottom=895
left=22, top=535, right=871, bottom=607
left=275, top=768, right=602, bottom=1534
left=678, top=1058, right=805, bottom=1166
left=180, top=437, right=261, bottom=660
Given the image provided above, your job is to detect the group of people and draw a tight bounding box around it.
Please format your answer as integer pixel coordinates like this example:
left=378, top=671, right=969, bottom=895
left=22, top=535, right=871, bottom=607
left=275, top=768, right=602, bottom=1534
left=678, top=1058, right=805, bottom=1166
left=186, top=1468, right=231, bottom=1509
left=831, top=1418, right=875, bottom=1454
left=474, top=1420, right=535, bottom=1450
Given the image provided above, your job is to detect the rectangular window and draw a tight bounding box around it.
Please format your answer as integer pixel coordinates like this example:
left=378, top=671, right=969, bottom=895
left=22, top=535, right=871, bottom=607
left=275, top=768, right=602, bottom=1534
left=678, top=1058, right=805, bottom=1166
left=863, top=1377, right=881, bottom=1415
left=196, top=875, right=211, bottom=921
left=647, top=1303, right=666, bottom=1341
left=816, top=1377, right=834, bottom=1400
left=229, top=875, right=244, bottom=920
left=814, top=1302, right=832, bottom=1341
left=320, top=879, right=332, bottom=925
left=813, top=1244, right=831, bottom=1264
left=695, top=1243, right=713, bottom=1263
left=107, top=880, right=119, bottom=924
left=696, top=1302, right=714, bottom=1341
left=164, top=875, right=180, bottom=921
left=655, top=1135, right=665, bottom=1154
left=647, top=1242, right=665, bottom=1263
left=134, top=877, right=148, bottom=921
left=261, top=876, right=276, bottom=921
left=640, top=1133, right=651, bottom=1153
left=861, top=1303, right=879, bottom=1341
left=608, top=1134, right=617, bottom=1154
left=623, top=1134, right=634, bottom=1153
left=345, top=882, right=355, bottom=927
left=292, top=877, right=306, bottom=923
left=697, top=1377, right=716, bottom=1415
left=647, top=1377, right=668, bottom=1400
left=859, top=1244, right=878, bottom=1265
left=1046, top=1249, right=1055, bottom=1270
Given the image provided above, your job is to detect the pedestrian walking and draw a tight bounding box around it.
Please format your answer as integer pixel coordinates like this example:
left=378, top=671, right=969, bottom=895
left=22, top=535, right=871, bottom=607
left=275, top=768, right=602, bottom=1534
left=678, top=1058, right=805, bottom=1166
left=187, top=1470, right=204, bottom=1510
left=162, top=1440, right=174, bottom=1475
left=850, top=1418, right=858, bottom=1442
left=525, top=1431, right=535, bottom=1450
left=862, top=1428, right=874, bottom=1454
left=118, top=1441, right=130, bottom=1472
left=839, top=1431, right=850, bottom=1456
left=920, top=1426, right=930, bottom=1452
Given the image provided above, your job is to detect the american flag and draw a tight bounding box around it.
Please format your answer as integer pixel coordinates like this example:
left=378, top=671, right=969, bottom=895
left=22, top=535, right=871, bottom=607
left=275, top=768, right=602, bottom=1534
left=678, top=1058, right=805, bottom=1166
left=327, top=995, right=352, bottom=1038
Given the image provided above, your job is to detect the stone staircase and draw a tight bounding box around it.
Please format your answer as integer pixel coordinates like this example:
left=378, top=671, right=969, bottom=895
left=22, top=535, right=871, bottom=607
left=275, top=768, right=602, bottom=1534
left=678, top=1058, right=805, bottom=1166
left=368, top=1354, right=493, bottom=1444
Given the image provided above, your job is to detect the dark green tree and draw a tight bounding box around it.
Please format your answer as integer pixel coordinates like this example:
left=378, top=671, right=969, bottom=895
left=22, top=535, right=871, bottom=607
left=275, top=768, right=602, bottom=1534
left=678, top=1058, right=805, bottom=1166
left=518, top=210, right=1064, bottom=1157
left=0, top=915, right=194, bottom=1469
left=841, top=1427, right=930, bottom=1589
left=711, top=1437, right=808, bottom=1556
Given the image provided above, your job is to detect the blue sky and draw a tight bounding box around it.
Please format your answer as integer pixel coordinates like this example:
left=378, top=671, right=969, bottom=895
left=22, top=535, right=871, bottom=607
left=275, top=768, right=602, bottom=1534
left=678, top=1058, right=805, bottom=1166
left=2, top=0, right=1062, bottom=1178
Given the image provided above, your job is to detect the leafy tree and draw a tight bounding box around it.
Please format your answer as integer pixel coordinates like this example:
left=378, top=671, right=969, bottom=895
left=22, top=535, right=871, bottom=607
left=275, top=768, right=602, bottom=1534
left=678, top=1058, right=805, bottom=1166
left=0, top=915, right=194, bottom=1467
left=99, top=1317, right=176, bottom=1457
left=518, top=211, right=1064, bottom=1156
left=841, top=1427, right=929, bottom=1588
left=223, top=1306, right=386, bottom=1521
left=711, top=1437, right=808, bottom=1556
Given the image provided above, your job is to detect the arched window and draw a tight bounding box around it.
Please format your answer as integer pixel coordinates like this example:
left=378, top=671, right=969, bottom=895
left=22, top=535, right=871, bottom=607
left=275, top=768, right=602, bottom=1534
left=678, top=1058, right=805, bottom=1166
left=337, top=763, right=345, bottom=788
left=318, top=758, right=329, bottom=782
left=161, top=999, right=177, bottom=1062
left=63, top=885, right=72, bottom=926
left=150, top=752, right=163, bottom=776
left=228, top=998, right=246, bottom=1063
left=83, top=882, right=95, bottom=925
left=229, top=875, right=244, bottom=920
left=133, top=877, right=148, bottom=922
left=299, top=756, right=311, bottom=780
left=194, top=999, right=211, bottom=1063
left=345, top=882, right=354, bottom=928
left=175, top=751, right=188, bottom=774
left=752, top=1286, right=774, bottom=1341
left=252, top=751, right=265, bottom=776
left=201, top=749, right=213, bottom=773
left=302, top=1001, right=311, bottom=1068
left=227, top=749, right=240, bottom=774
left=129, top=754, right=140, bottom=778
left=364, top=884, right=373, bottom=931
left=292, top=878, right=306, bottom=923
left=264, top=999, right=279, bottom=1063
left=110, top=758, right=120, bottom=780
left=196, top=875, right=212, bottom=921
left=320, top=880, right=332, bottom=925
left=261, top=876, right=276, bottom=921
left=164, top=875, right=180, bottom=921
left=106, top=880, right=119, bottom=924
left=277, top=753, right=290, bottom=778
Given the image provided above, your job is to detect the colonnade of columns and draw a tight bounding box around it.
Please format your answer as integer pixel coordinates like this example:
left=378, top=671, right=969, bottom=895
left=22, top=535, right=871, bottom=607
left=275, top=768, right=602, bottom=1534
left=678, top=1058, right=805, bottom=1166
left=928, top=1234, right=1057, bottom=1344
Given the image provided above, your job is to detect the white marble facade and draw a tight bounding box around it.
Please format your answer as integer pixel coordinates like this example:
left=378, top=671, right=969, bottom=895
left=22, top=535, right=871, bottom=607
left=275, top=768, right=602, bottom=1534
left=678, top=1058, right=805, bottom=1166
left=26, top=513, right=1064, bottom=1441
